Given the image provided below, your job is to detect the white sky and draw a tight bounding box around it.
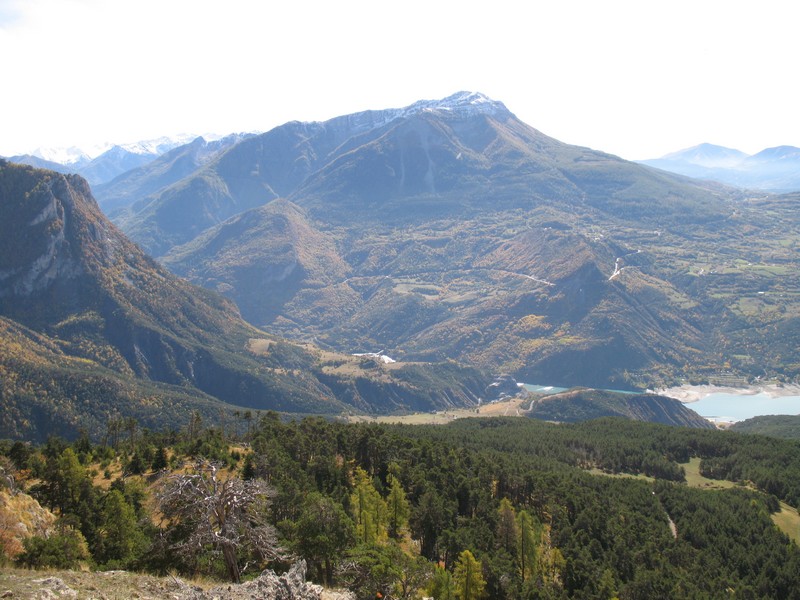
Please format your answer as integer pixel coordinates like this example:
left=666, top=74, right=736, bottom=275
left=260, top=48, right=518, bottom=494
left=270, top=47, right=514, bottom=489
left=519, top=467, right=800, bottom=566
left=1, top=0, right=797, bottom=160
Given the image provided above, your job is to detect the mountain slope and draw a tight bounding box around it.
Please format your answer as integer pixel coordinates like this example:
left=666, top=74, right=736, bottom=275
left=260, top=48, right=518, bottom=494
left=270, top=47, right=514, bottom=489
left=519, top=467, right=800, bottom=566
left=730, top=415, right=800, bottom=439
left=0, top=160, right=486, bottom=440
left=77, top=145, right=158, bottom=186
left=162, top=199, right=350, bottom=325
left=94, top=134, right=252, bottom=216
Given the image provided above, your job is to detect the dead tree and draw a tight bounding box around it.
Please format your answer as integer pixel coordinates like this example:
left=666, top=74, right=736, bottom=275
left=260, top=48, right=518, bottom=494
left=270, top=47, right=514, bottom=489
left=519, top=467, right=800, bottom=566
left=157, top=460, right=283, bottom=583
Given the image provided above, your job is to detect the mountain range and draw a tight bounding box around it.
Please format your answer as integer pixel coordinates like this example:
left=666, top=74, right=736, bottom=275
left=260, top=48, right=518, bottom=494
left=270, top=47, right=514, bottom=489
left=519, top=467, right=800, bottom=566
left=4, top=92, right=800, bottom=439
left=0, top=159, right=486, bottom=441
left=82, top=91, right=800, bottom=391
left=5, top=134, right=234, bottom=187
left=640, top=143, right=800, bottom=191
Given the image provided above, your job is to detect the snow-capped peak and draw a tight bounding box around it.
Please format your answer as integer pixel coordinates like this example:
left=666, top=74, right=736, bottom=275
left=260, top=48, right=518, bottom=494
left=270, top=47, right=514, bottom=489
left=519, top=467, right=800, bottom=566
left=117, top=134, right=206, bottom=156
left=31, top=145, right=91, bottom=166
left=25, top=134, right=221, bottom=166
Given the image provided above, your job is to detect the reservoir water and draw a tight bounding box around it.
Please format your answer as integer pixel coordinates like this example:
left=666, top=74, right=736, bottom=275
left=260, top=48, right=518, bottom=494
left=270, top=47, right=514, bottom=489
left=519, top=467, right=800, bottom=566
left=522, top=384, right=569, bottom=395
left=685, top=392, right=800, bottom=422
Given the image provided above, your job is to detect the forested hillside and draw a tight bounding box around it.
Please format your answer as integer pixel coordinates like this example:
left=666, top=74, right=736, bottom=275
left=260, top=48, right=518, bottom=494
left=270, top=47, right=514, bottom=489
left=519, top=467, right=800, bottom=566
left=731, top=414, right=800, bottom=439
left=3, top=417, right=799, bottom=599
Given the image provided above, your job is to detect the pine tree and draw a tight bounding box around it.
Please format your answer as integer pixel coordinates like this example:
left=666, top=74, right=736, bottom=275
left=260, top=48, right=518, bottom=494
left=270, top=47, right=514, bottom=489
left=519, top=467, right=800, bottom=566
left=151, top=446, right=168, bottom=471
left=96, top=489, right=146, bottom=567
left=294, top=492, right=354, bottom=585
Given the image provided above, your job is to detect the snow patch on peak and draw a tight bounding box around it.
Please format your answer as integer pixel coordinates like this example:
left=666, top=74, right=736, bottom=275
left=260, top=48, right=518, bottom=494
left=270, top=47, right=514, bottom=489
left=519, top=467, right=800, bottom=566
left=403, top=91, right=509, bottom=118
left=322, top=92, right=511, bottom=137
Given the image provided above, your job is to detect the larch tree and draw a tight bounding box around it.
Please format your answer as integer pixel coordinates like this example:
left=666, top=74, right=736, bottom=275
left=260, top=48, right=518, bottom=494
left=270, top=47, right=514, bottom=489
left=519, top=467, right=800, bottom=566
left=453, top=549, right=486, bottom=600
left=386, top=474, right=410, bottom=540
left=350, top=467, right=387, bottom=545
left=517, top=509, right=538, bottom=581
left=496, top=498, right=518, bottom=555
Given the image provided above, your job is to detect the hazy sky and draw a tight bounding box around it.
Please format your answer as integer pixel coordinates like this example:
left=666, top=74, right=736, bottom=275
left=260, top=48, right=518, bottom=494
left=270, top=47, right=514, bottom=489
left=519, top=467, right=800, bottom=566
left=1, top=0, right=797, bottom=160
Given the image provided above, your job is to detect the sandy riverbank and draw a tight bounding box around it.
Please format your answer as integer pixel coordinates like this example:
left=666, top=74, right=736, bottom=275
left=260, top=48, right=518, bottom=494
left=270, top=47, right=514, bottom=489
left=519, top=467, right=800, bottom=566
left=658, top=383, right=800, bottom=403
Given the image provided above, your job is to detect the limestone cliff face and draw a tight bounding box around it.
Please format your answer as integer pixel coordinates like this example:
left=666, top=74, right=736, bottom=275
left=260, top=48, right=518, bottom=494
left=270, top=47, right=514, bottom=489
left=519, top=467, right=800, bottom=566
left=0, top=162, right=135, bottom=316
left=0, top=168, right=83, bottom=299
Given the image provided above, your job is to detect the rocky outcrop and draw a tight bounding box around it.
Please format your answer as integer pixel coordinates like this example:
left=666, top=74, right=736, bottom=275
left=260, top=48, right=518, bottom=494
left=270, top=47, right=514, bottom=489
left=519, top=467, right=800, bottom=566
left=175, top=561, right=355, bottom=600
left=485, top=373, right=524, bottom=401
left=0, top=563, right=355, bottom=600
left=0, top=490, right=56, bottom=560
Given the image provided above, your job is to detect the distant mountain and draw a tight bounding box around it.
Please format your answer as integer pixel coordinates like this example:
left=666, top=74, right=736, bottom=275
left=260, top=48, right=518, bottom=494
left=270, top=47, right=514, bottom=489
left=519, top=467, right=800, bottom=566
left=6, top=154, right=75, bottom=175
left=8, top=147, right=152, bottom=187
left=3, top=135, right=221, bottom=187
left=640, top=143, right=800, bottom=191
left=0, top=160, right=486, bottom=441
left=94, top=134, right=253, bottom=216
left=77, top=145, right=160, bottom=186
left=29, top=146, right=92, bottom=167
left=526, top=388, right=715, bottom=428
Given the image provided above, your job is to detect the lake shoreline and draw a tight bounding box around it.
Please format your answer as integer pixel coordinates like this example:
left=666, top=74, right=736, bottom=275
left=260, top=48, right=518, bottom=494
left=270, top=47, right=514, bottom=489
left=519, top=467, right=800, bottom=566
left=658, top=383, right=800, bottom=403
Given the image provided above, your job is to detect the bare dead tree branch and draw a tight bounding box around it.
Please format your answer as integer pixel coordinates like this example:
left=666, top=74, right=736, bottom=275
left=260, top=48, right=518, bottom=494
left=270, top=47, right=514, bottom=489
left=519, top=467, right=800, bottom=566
left=157, top=460, right=284, bottom=583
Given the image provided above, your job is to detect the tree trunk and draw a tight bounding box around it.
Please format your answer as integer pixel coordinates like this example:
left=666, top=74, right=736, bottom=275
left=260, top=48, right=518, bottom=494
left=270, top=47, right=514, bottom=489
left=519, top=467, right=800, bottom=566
left=222, top=543, right=240, bottom=583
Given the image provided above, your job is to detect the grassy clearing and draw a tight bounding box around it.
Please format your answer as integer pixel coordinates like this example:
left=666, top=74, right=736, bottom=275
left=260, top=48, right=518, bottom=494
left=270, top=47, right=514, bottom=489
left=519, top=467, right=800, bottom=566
left=585, top=468, right=654, bottom=482
left=680, top=458, right=800, bottom=543
left=344, top=398, right=526, bottom=425
left=681, top=457, right=738, bottom=490
left=246, top=338, right=276, bottom=354
left=772, top=501, right=800, bottom=545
